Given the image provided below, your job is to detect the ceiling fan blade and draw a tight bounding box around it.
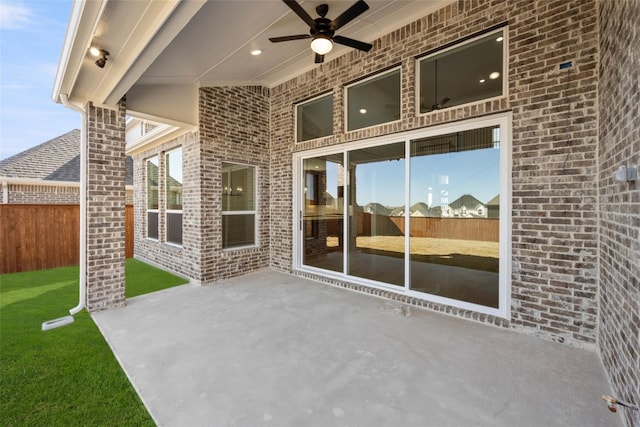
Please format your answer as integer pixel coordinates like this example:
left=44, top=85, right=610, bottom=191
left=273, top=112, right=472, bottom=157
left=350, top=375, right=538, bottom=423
left=330, top=0, right=369, bottom=31
left=315, top=53, right=325, bottom=64
left=333, top=35, right=372, bottom=52
left=283, top=0, right=317, bottom=28
left=269, top=34, right=311, bottom=43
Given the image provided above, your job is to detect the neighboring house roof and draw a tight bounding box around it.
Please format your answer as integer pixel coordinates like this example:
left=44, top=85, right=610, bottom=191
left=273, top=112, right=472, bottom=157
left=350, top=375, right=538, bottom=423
left=364, top=202, right=393, bottom=216
left=486, top=194, right=500, bottom=206
left=410, top=202, right=430, bottom=217
left=0, top=129, right=133, bottom=185
left=448, top=194, right=485, bottom=210
left=0, top=130, right=80, bottom=180
left=427, top=205, right=443, bottom=217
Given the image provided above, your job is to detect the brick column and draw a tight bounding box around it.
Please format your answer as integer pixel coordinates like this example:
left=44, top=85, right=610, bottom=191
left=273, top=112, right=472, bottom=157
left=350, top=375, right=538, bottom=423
left=85, top=99, right=127, bottom=311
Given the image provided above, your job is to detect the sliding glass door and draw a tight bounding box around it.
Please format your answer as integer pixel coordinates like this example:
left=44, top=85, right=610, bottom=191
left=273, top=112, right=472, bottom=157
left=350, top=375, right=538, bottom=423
left=302, top=154, right=344, bottom=273
left=347, top=143, right=405, bottom=286
left=295, top=115, right=509, bottom=316
left=409, top=127, right=501, bottom=308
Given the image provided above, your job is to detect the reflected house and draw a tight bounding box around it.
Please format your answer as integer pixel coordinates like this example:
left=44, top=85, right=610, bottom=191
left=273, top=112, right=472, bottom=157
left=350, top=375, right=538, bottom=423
left=363, top=202, right=393, bottom=216
left=445, top=194, right=487, bottom=218
left=486, top=195, right=500, bottom=219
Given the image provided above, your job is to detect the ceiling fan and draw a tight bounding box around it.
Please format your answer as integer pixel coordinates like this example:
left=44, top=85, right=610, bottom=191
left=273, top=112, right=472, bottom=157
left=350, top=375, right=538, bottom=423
left=269, top=0, right=373, bottom=64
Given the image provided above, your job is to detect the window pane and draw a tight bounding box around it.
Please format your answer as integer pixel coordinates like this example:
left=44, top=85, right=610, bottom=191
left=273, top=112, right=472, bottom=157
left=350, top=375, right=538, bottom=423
left=409, top=125, right=500, bottom=307
left=222, top=163, right=255, bottom=212
left=166, top=148, right=182, bottom=211
left=146, top=157, right=159, bottom=210
left=302, top=154, right=344, bottom=273
left=166, top=212, right=182, bottom=245
left=347, top=69, right=400, bottom=131
left=297, top=94, right=333, bottom=142
left=147, top=211, right=158, bottom=240
left=419, top=30, right=504, bottom=113
left=348, top=142, right=405, bottom=286
left=223, top=214, right=255, bottom=248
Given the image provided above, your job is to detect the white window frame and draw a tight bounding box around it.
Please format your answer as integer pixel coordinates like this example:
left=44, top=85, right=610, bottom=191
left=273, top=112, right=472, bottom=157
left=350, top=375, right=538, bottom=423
left=345, top=66, right=402, bottom=132
left=295, top=91, right=334, bottom=143
left=293, top=112, right=512, bottom=319
left=415, top=27, right=508, bottom=116
left=146, top=156, right=159, bottom=241
left=165, top=147, right=183, bottom=247
left=222, top=162, right=258, bottom=251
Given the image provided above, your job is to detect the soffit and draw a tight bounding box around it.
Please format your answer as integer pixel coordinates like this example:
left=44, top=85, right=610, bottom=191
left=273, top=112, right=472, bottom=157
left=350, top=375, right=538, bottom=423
left=135, top=0, right=453, bottom=88
left=60, top=0, right=454, bottom=118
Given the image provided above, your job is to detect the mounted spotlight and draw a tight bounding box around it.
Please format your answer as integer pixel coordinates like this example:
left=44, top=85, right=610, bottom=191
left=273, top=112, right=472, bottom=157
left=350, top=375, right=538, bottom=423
left=89, top=47, right=110, bottom=69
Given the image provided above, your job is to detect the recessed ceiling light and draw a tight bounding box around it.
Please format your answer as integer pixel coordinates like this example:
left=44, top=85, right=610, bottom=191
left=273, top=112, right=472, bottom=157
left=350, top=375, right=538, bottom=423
left=489, top=71, right=500, bottom=80
left=251, top=49, right=262, bottom=56
left=479, top=79, right=486, bottom=83
left=359, top=108, right=367, bottom=114
left=496, top=36, right=504, bottom=42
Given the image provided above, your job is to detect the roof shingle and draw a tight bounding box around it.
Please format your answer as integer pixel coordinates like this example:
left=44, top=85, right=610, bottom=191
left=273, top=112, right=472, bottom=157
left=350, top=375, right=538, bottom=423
left=0, top=129, right=133, bottom=185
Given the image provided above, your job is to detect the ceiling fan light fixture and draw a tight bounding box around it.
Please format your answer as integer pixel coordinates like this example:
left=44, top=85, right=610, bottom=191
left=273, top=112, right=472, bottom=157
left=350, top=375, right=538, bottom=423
left=311, top=36, right=333, bottom=55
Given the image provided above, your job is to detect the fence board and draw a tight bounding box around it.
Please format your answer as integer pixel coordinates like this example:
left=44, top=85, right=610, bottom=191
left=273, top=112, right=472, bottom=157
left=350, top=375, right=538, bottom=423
left=360, top=213, right=499, bottom=242
left=0, top=204, right=133, bottom=274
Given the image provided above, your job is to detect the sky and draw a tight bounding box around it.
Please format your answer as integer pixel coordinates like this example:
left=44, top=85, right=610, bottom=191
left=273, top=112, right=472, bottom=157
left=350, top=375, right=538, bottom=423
left=0, top=0, right=78, bottom=160
left=324, top=147, right=500, bottom=208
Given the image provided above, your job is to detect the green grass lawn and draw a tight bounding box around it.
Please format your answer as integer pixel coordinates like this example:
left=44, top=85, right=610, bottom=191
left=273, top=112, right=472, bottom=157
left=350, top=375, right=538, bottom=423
left=0, top=259, right=188, bottom=426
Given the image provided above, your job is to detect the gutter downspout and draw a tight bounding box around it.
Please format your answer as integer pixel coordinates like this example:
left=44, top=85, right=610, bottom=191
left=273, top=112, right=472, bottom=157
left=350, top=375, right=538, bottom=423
left=42, top=94, right=86, bottom=331
left=62, top=94, right=87, bottom=316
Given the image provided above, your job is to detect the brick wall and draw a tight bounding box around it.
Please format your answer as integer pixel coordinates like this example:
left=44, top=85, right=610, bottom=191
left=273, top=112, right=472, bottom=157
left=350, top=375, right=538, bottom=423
left=133, top=87, right=271, bottom=284
left=85, top=100, right=127, bottom=311
left=598, top=0, right=640, bottom=425
left=269, top=0, right=600, bottom=346
left=6, top=184, right=133, bottom=204
left=133, top=131, right=200, bottom=281
left=198, top=86, right=270, bottom=282
left=7, top=184, right=79, bottom=204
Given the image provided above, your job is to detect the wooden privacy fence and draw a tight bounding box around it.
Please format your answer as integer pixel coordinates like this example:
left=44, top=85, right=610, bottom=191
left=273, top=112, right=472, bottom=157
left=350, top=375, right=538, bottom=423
left=359, top=213, right=499, bottom=242
left=0, top=204, right=133, bottom=274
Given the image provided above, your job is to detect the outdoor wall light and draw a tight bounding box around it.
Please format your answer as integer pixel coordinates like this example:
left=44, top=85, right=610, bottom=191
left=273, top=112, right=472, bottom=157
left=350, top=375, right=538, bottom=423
left=90, top=47, right=110, bottom=69
left=311, top=36, right=333, bottom=55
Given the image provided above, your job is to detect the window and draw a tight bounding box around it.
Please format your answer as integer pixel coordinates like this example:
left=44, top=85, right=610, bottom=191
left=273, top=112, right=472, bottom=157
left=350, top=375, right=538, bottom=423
left=294, top=114, right=511, bottom=318
left=146, top=156, right=159, bottom=240
left=165, top=148, right=183, bottom=246
left=222, top=163, right=256, bottom=249
left=296, top=93, right=333, bottom=142
left=346, top=67, right=401, bottom=131
left=417, top=28, right=505, bottom=113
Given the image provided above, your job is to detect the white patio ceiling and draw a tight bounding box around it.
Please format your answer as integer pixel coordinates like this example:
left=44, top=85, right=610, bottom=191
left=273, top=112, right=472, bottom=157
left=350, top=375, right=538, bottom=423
left=54, top=0, right=452, bottom=125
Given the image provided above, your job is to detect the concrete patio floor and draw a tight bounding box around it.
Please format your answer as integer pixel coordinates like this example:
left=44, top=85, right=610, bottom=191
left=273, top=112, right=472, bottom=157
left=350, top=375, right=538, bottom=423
left=92, top=269, right=622, bottom=427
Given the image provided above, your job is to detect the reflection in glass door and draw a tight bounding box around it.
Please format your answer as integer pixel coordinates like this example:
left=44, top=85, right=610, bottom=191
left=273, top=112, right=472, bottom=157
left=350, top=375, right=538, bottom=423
left=302, top=154, right=344, bottom=273
left=347, top=143, right=405, bottom=286
left=409, top=126, right=500, bottom=307
left=296, top=116, right=508, bottom=315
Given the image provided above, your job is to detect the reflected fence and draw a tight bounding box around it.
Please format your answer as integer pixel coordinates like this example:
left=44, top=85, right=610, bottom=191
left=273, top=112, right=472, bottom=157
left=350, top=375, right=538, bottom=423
left=350, top=213, right=499, bottom=242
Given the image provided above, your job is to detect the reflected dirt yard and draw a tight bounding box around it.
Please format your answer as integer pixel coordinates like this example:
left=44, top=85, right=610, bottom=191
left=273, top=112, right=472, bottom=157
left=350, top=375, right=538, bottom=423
left=330, top=236, right=499, bottom=273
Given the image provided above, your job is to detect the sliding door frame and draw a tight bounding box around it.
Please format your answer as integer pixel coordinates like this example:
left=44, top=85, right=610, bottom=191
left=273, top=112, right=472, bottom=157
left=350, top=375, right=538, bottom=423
left=293, top=112, right=512, bottom=318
